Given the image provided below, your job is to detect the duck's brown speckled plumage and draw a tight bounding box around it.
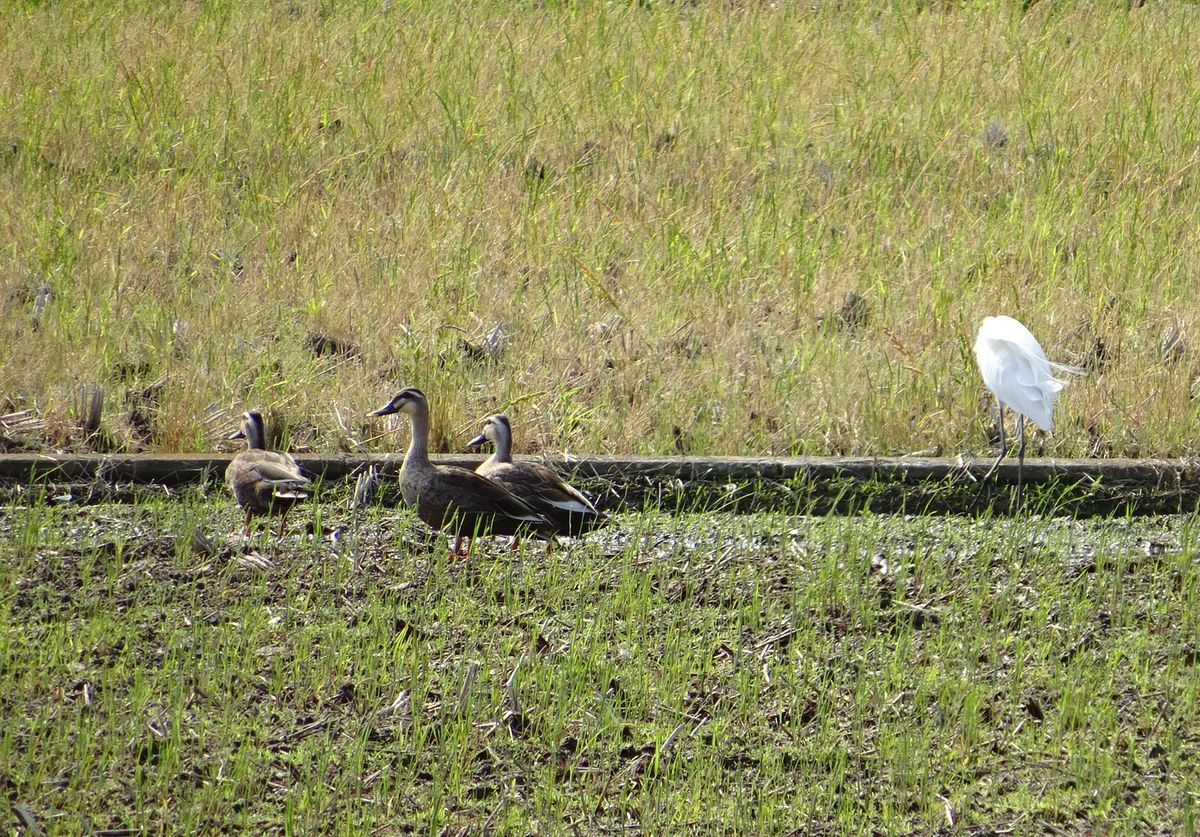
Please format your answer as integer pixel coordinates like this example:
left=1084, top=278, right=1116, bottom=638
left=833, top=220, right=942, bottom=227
left=469, top=414, right=607, bottom=538
left=225, top=411, right=309, bottom=537
left=369, top=389, right=549, bottom=550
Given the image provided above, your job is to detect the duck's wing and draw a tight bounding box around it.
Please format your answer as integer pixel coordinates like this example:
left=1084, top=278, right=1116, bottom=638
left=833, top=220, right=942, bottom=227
left=247, top=452, right=310, bottom=487
left=435, top=466, right=548, bottom=523
left=498, top=463, right=599, bottom=515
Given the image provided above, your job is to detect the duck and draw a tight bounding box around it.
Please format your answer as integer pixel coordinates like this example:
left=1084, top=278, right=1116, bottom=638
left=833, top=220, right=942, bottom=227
left=468, top=414, right=606, bottom=538
left=367, top=388, right=550, bottom=554
left=225, top=410, right=310, bottom=538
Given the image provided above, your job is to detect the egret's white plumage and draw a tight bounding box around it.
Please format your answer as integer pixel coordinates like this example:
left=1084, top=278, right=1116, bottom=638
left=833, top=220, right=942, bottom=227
left=973, top=315, right=1077, bottom=432
left=972, top=315, right=1081, bottom=506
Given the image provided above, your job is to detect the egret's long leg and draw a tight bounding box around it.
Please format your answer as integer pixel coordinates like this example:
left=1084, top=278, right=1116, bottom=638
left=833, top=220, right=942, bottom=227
left=984, top=398, right=1008, bottom=479
left=999, top=399, right=1007, bottom=458
left=974, top=399, right=1008, bottom=507
left=1015, top=415, right=1027, bottom=509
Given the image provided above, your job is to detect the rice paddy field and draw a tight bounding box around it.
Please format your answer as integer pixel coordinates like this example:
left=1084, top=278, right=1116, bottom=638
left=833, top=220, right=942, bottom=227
left=2, top=495, right=1199, bottom=834
left=5, top=1, right=1200, bottom=834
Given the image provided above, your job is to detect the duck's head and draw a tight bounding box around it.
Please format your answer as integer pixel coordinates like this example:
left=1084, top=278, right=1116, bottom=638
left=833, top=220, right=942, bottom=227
left=231, top=410, right=267, bottom=449
left=467, top=414, right=511, bottom=448
left=368, top=387, right=427, bottom=418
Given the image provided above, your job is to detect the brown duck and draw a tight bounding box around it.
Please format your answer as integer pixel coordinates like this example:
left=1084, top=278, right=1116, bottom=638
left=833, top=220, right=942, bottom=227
left=368, top=388, right=549, bottom=554
left=225, top=410, right=310, bottom=537
left=468, top=414, right=606, bottom=538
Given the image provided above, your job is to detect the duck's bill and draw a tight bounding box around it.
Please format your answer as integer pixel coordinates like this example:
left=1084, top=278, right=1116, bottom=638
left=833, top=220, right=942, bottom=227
left=466, top=434, right=487, bottom=448
left=368, top=403, right=398, bottom=417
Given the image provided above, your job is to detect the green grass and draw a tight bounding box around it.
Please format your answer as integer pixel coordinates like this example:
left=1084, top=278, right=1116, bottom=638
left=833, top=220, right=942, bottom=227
left=3, top=1, right=1200, bottom=457
left=2, top=495, right=1198, bottom=833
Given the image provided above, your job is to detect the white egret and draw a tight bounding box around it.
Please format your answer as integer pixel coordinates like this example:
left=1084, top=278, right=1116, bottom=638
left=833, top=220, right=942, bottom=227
left=973, top=315, right=1081, bottom=507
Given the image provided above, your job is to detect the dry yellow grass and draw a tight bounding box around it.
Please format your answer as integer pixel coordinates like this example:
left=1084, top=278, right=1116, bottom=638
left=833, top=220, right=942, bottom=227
left=3, top=1, right=1200, bottom=457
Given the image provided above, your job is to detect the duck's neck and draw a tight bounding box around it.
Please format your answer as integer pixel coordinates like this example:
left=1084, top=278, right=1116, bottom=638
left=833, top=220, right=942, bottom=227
left=404, top=410, right=431, bottom=466
left=491, top=430, right=513, bottom=463
left=245, top=421, right=267, bottom=450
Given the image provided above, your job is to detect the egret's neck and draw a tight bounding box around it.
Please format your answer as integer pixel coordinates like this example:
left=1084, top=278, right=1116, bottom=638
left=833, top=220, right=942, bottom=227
left=404, top=410, right=431, bottom=465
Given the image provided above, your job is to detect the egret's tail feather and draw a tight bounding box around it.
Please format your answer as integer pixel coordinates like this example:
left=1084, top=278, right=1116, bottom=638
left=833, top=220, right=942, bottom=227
left=1049, top=361, right=1085, bottom=377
